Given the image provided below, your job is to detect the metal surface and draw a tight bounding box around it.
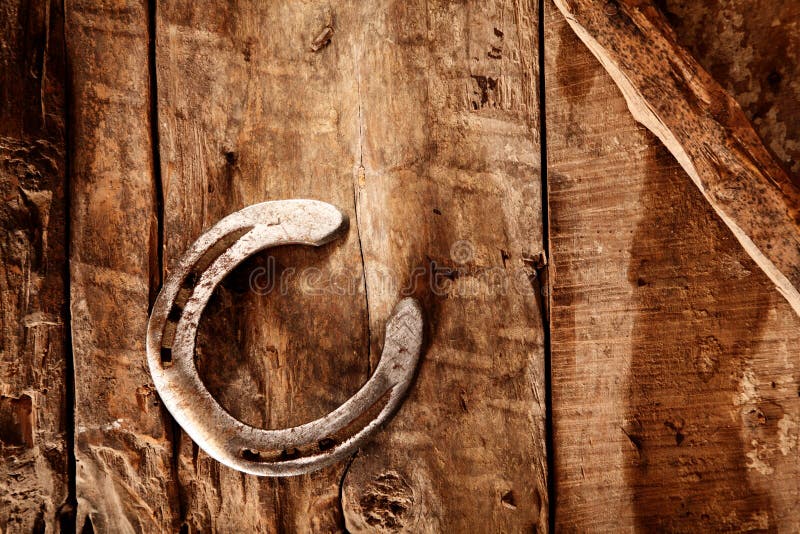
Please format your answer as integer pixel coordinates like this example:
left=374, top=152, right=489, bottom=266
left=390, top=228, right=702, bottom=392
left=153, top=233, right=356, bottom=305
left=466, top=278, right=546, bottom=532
left=146, top=199, right=424, bottom=476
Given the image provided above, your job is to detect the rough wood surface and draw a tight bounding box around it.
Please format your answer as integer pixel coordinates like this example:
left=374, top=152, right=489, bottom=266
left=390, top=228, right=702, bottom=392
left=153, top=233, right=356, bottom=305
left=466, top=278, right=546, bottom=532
left=545, top=0, right=800, bottom=530
left=0, top=1, right=70, bottom=531
left=156, top=0, right=547, bottom=532
left=553, top=0, right=800, bottom=317
left=156, top=2, right=370, bottom=531
left=66, top=1, right=179, bottom=531
left=339, top=1, right=548, bottom=531
left=659, top=0, right=800, bottom=187
left=9, top=0, right=800, bottom=530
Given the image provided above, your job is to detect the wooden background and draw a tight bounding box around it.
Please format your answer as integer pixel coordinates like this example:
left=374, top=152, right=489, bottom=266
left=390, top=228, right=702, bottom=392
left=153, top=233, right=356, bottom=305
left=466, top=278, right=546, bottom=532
left=0, top=0, right=797, bottom=532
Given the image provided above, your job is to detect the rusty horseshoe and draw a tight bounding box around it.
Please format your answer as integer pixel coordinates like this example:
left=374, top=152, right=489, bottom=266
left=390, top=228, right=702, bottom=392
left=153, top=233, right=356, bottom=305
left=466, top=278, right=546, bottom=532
left=146, top=199, right=423, bottom=476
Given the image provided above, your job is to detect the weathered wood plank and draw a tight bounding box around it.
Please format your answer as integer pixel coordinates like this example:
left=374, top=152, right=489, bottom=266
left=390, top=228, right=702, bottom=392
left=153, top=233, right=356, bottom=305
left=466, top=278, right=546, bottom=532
left=340, top=1, right=548, bottom=531
left=156, top=2, right=369, bottom=531
left=552, top=0, right=800, bottom=317
left=157, top=0, right=547, bottom=531
left=659, top=0, right=800, bottom=187
left=545, top=0, right=800, bottom=530
left=66, top=1, right=179, bottom=531
left=0, top=1, right=70, bottom=531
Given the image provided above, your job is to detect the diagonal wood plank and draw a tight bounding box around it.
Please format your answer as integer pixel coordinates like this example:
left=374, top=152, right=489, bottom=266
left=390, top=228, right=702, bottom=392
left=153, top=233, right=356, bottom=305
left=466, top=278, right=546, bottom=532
left=552, top=0, right=800, bottom=318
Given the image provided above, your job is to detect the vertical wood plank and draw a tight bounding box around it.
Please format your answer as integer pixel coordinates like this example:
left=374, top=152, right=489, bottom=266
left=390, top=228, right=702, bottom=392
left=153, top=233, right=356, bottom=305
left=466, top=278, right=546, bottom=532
left=545, top=0, right=800, bottom=530
left=157, top=0, right=547, bottom=531
left=0, top=0, right=70, bottom=530
left=156, top=2, right=369, bottom=531
left=66, top=1, right=179, bottom=531
left=341, top=0, right=548, bottom=531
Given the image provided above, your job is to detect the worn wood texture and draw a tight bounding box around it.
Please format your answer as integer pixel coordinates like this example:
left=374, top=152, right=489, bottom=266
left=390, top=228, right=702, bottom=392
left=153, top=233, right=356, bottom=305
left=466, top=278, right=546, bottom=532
left=66, top=1, right=179, bottom=531
left=340, top=1, right=548, bottom=532
left=155, top=0, right=547, bottom=532
left=552, top=0, right=800, bottom=317
left=156, top=2, right=369, bottom=531
left=659, top=0, right=800, bottom=186
left=546, top=0, right=800, bottom=530
left=0, top=1, right=70, bottom=531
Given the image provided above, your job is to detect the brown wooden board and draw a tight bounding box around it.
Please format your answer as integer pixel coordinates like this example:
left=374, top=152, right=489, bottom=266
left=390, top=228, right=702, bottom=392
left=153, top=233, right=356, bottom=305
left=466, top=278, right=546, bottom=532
left=545, top=0, right=800, bottom=530
left=0, top=0, right=70, bottom=531
left=155, top=2, right=369, bottom=531
left=339, top=1, right=548, bottom=531
left=156, top=0, right=547, bottom=532
left=66, top=1, right=179, bottom=531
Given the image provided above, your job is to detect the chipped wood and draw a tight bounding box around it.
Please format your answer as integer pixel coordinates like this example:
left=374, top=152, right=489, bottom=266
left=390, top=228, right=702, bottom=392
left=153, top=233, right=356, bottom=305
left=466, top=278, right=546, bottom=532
left=0, top=0, right=70, bottom=530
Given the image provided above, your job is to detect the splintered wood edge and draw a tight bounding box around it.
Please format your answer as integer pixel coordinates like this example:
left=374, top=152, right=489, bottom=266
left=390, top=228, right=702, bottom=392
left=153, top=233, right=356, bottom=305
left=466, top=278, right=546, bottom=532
left=552, top=0, right=800, bottom=316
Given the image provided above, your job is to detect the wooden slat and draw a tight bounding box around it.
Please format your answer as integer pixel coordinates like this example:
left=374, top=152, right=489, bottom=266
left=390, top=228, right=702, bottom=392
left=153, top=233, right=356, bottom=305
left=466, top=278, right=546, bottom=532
left=157, top=0, right=547, bottom=531
left=66, top=1, right=179, bottom=531
left=156, top=2, right=369, bottom=531
left=0, top=0, right=70, bottom=530
left=545, top=0, right=800, bottom=530
left=340, top=1, right=548, bottom=531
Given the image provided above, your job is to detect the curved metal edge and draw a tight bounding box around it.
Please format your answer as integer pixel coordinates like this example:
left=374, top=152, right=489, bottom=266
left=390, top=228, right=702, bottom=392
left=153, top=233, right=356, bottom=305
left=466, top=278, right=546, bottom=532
left=146, top=199, right=423, bottom=476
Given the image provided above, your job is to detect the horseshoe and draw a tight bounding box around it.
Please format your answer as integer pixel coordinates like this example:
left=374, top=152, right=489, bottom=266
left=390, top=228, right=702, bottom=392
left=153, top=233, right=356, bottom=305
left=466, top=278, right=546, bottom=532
left=146, top=199, right=423, bottom=476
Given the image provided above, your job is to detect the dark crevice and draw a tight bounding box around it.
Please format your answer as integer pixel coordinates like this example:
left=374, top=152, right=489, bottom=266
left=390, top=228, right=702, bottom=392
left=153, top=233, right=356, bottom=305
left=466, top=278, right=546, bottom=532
left=146, top=0, right=184, bottom=528
left=352, top=180, right=372, bottom=376
left=353, top=64, right=373, bottom=378
left=337, top=452, right=358, bottom=533
left=537, top=0, right=556, bottom=532
left=61, top=0, right=78, bottom=530
left=147, top=0, right=164, bottom=310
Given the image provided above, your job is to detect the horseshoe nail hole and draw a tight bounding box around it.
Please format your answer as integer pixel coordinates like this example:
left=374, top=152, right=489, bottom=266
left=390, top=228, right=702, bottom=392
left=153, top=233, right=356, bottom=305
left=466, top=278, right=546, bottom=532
left=168, top=305, right=183, bottom=323
left=181, top=272, right=198, bottom=290
left=318, top=437, right=337, bottom=450
left=160, top=347, right=173, bottom=365
left=241, top=447, right=301, bottom=462
left=161, top=319, right=178, bottom=351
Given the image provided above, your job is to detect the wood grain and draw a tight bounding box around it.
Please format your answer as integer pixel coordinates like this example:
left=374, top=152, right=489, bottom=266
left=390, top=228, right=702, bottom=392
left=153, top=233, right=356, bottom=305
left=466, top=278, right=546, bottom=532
left=545, top=0, right=800, bottom=530
left=156, top=1, right=369, bottom=531
left=552, top=0, right=800, bottom=317
left=340, top=1, right=548, bottom=531
left=659, top=0, right=800, bottom=187
left=156, top=0, right=548, bottom=532
left=66, top=1, right=179, bottom=531
left=0, top=0, right=70, bottom=531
